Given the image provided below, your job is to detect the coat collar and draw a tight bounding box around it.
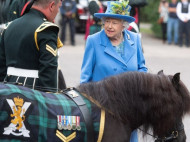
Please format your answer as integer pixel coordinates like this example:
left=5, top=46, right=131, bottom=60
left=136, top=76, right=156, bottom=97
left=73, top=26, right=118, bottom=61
left=100, top=30, right=135, bottom=66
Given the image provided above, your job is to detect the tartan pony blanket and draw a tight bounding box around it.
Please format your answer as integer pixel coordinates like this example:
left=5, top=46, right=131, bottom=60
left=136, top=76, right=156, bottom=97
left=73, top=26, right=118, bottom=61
left=0, top=83, right=102, bottom=142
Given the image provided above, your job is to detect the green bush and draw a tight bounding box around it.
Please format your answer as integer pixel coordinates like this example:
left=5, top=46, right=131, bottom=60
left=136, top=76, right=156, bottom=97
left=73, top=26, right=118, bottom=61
left=140, top=0, right=163, bottom=38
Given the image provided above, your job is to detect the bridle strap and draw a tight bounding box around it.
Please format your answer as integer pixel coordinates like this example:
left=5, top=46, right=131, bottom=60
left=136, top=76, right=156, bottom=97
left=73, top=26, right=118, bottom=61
left=139, top=118, right=185, bottom=142
left=155, top=120, right=184, bottom=142
left=139, top=126, right=183, bottom=142
left=155, top=131, right=178, bottom=142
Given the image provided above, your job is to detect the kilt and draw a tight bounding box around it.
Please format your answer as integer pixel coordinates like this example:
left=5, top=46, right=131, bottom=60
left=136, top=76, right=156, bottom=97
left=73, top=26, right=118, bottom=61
left=0, top=83, right=101, bottom=142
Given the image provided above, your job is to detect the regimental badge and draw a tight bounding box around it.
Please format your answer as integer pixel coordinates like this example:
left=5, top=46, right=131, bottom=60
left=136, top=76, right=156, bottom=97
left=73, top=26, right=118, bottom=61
left=57, top=115, right=81, bottom=131
left=3, top=96, right=31, bottom=137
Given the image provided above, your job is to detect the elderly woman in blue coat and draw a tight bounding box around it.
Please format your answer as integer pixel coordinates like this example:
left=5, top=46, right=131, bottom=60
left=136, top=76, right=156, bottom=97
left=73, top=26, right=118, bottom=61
left=80, top=0, right=147, bottom=141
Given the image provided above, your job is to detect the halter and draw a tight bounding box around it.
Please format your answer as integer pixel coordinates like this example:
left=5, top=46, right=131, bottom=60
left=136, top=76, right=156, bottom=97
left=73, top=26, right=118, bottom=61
left=155, top=118, right=185, bottom=142
left=155, top=131, right=178, bottom=142
left=138, top=119, right=185, bottom=142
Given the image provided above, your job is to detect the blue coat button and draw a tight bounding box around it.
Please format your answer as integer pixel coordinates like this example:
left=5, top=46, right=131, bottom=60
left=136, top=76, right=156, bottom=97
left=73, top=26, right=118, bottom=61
left=113, top=68, right=117, bottom=71
left=122, top=66, right=127, bottom=70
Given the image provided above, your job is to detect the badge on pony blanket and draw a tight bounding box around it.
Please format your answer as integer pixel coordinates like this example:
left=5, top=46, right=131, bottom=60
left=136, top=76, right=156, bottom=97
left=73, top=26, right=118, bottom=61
left=3, top=95, right=32, bottom=138
left=57, top=115, right=81, bottom=131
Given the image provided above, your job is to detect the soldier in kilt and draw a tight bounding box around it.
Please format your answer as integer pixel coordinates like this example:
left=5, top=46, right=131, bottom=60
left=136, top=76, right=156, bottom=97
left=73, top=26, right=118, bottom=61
left=0, top=0, right=63, bottom=92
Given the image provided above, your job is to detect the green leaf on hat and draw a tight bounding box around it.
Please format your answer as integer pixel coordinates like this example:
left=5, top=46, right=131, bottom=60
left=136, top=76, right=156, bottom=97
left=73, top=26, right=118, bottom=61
left=111, top=0, right=130, bottom=16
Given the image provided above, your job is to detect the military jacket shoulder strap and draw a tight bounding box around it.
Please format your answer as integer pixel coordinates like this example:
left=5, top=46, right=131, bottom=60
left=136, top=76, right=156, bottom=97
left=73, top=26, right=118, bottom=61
left=34, top=21, right=62, bottom=50
left=35, top=21, right=58, bottom=33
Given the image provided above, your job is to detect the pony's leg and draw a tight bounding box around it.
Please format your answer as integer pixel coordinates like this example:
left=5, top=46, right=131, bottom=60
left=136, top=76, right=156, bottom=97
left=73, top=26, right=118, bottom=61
left=102, top=113, right=131, bottom=142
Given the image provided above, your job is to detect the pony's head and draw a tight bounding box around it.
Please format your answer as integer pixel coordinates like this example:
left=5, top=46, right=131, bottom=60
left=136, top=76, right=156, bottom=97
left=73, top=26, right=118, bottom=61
left=157, top=70, right=190, bottom=117
left=152, top=70, right=190, bottom=141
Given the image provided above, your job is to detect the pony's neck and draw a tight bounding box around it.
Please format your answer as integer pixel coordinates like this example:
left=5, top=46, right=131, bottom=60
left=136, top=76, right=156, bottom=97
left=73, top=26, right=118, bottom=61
left=102, top=113, right=131, bottom=142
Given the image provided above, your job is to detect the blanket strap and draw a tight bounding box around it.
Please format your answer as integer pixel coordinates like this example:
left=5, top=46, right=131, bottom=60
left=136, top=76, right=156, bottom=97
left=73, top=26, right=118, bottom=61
left=63, top=88, right=95, bottom=142
left=97, top=109, right=105, bottom=142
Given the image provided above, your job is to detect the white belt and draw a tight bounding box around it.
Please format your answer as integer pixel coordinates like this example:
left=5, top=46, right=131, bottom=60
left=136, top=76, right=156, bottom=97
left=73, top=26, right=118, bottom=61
left=7, top=67, right=39, bottom=78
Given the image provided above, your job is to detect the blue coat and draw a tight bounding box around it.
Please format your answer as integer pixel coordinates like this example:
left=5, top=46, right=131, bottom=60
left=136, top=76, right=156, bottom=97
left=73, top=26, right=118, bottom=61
left=80, top=29, right=147, bottom=83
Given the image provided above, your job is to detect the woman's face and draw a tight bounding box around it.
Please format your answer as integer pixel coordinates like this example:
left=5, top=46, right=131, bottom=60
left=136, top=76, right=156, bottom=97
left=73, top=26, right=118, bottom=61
left=104, top=17, right=124, bottom=39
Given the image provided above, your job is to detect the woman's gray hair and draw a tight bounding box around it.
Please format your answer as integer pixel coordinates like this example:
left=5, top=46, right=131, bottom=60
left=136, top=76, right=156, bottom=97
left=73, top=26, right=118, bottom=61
left=101, top=17, right=129, bottom=29
left=123, top=21, right=129, bottom=29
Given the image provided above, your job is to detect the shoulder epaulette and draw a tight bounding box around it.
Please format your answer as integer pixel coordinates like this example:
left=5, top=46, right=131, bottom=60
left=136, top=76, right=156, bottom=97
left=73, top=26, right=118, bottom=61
left=36, top=21, right=59, bottom=32
left=35, top=22, right=59, bottom=51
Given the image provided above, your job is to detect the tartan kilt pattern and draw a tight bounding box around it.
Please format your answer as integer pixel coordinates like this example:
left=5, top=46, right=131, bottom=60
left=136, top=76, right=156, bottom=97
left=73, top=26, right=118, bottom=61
left=0, top=83, right=101, bottom=142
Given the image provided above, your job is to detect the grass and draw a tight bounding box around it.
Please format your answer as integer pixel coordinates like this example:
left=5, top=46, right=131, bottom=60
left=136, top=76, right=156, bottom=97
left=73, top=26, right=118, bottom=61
left=140, top=27, right=153, bottom=35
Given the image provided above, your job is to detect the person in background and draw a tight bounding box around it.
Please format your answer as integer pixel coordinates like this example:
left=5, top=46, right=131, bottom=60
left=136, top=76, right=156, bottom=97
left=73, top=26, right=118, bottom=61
left=0, top=0, right=29, bottom=24
left=84, top=0, right=103, bottom=40
left=60, top=0, right=76, bottom=46
left=158, top=0, right=169, bottom=44
left=167, top=0, right=179, bottom=45
left=0, top=0, right=30, bottom=43
left=80, top=0, right=147, bottom=142
left=176, top=0, right=190, bottom=47
left=0, top=0, right=63, bottom=92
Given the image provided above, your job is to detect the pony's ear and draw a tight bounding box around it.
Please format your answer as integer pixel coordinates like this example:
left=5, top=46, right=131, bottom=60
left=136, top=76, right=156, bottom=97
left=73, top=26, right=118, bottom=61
left=157, top=70, right=164, bottom=75
left=172, top=73, right=180, bottom=86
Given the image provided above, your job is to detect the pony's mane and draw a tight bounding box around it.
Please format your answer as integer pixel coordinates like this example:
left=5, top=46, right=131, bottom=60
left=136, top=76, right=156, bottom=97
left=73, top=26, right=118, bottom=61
left=77, top=71, right=190, bottom=137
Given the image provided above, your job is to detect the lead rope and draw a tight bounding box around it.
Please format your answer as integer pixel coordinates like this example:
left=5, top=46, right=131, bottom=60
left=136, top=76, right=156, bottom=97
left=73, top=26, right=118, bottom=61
left=138, top=128, right=179, bottom=142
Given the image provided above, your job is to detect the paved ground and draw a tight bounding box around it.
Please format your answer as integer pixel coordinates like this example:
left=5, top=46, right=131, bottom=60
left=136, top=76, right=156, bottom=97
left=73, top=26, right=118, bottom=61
left=58, top=25, right=190, bottom=141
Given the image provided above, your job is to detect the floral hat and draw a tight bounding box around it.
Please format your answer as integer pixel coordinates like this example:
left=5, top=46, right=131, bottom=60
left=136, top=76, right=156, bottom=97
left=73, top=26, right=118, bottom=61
left=94, top=0, right=135, bottom=23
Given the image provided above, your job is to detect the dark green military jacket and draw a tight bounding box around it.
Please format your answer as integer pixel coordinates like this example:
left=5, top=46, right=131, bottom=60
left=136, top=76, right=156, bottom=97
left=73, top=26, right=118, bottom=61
left=0, top=9, right=62, bottom=92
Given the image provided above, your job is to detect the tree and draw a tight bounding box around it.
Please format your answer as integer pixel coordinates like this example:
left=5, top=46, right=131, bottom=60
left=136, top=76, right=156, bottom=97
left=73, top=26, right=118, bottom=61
left=140, top=0, right=162, bottom=38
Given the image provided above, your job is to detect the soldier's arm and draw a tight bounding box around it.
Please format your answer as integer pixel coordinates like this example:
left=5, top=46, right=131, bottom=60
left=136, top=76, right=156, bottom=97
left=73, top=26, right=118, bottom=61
left=35, top=22, right=59, bottom=91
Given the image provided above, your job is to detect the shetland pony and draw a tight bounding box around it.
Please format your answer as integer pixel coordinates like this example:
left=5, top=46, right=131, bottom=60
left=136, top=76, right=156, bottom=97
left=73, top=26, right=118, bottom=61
left=0, top=71, right=189, bottom=142
left=77, top=71, right=190, bottom=142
